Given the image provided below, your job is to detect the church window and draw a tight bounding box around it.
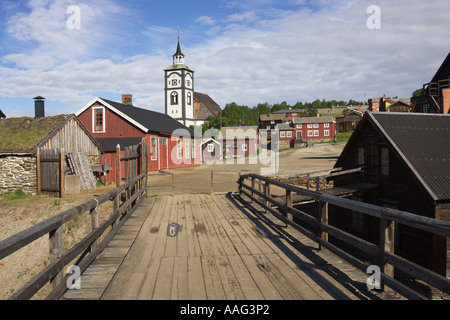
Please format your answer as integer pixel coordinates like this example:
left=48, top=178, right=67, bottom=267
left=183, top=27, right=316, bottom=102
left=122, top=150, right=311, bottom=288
left=171, top=92, right=178, bottom=105
left=187, top=92, right=192, bottom=105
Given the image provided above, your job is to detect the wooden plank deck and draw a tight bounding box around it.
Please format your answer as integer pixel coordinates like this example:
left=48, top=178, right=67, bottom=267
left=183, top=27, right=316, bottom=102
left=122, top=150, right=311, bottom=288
left=63, top=193, right=390, bottom=300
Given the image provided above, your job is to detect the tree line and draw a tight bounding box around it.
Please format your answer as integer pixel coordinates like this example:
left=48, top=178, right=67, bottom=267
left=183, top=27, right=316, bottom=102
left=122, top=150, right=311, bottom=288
left=194, top=99, right=364, bottom=132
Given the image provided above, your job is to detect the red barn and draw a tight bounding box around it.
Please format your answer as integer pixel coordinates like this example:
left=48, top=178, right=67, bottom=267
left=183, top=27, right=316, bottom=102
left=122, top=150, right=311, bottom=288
left=76, top=96, right=201, bottom=183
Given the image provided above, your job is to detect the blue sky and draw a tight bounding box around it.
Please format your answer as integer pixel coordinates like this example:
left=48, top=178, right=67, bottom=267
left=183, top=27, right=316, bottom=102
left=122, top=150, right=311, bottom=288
left=1, top=0, right=449, bottom=117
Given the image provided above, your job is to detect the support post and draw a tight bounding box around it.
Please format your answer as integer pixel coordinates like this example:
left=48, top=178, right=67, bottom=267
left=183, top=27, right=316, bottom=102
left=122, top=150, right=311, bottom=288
left=264, top=181, right=270, bottom=213
left=36, top=148, right=41, bottom=194
left=318, top=200, right=328, bottom=250
left=90, top=204, right=99, bottom=251
left=60, top=148, right=65, bottom=198
left=379, top=219, right=395, bottom=291
left=286, top=189, right=293, bottom=222
left=49, top=226, right=64, bottom=290
left=116, top=144, right=121, bottom=188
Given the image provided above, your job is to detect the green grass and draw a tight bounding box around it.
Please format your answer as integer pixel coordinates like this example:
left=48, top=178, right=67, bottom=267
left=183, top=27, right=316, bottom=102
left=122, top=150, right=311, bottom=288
left=1, top=189, right=33, bottom=201
left=336, top=130, right=354, bottom=143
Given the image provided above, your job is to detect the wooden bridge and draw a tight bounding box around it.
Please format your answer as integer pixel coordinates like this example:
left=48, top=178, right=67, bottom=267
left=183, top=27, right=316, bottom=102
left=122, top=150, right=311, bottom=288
left=63, top=193, right=381, bottom=300
left=1, top=143, right=450, bottom=300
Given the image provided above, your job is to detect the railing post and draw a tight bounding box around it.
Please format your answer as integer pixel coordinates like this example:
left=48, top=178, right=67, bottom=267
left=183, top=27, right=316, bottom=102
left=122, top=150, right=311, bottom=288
left=90, top=203, right=99, bottom=251
left=49, top=226, right=64, bottom=290
left=250, top=177, right=255, bottom=202
left=379, top=218, right=395, bottom=291
left=115, top=144, right=121, bottom=188
left=286, top=189, right=293, bottom=222
left=264, top=181, right=270, bottom=213
left=318, top=200, right=328, bottom=250
left=211, top=170, right=214, bottom=195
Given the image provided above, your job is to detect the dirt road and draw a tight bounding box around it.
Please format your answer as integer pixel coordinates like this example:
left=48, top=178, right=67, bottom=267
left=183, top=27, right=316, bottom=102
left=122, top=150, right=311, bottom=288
left=148, top=143, right=345, bottom=195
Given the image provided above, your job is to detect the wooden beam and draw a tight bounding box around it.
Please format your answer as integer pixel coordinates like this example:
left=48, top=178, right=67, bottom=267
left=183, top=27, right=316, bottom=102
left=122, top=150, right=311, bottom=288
left=36, top=148, right=41, bottom=194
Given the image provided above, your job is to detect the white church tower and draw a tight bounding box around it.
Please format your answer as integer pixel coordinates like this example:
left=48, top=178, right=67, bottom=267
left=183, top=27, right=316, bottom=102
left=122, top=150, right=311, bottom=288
left=164, top=33, right=195, bottom=127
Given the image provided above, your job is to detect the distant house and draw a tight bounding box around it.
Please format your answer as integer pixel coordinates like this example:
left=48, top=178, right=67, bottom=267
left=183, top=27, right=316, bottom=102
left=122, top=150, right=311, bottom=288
left=193, top=92, right=222, bottom=125
left=259, top=113, right=286, bottom=131
left=412, top=51, right=450, bottom=114
left=201, top=138, right=222, bottom=163
left=332, top=112, right=450, bottom=278
left=336, top=110, right=363, bottom=132
left=272, top=109, right=307, bottom=118
left=369, top=96, right=411, bottom=112
left=220, top=126, right=259, bottom=158
left=292, top=116, right=336, bottom=142
left=76, top=95, right=202, bottom=184
left=0, top=114, right=102, bottom=194
left=0, top=110, right=5, bottom=119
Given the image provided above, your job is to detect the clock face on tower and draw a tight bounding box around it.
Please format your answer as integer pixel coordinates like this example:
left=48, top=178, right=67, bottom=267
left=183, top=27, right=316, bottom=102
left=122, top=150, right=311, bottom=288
left=172, top=79, right=178, bottom=86
left=186, top=79, right=191, bottom=87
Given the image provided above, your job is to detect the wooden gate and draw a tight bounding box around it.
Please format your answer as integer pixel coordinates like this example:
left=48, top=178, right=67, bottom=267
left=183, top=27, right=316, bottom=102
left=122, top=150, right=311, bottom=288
left=36, top=148, right=65, bottom=198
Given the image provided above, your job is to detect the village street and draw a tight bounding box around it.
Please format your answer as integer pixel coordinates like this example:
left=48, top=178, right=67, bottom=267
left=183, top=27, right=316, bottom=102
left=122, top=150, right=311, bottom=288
left=147, top=143, right=345, bottom=195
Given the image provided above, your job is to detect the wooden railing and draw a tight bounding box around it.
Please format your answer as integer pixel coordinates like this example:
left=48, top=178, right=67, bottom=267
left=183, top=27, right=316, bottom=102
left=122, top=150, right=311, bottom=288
left=237, top=172, right=450, bottom=300
left=0, top=140, right=148, bottom=300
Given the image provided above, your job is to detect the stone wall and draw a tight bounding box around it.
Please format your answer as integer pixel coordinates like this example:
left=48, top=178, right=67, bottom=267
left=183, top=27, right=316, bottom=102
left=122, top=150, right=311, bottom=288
left=0, top=155, right=37, bottom=194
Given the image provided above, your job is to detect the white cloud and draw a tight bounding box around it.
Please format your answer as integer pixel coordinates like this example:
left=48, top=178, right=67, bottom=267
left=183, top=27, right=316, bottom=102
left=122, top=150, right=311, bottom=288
left=1, top=0, right=450, bottom=118
left=195, top=16, right=216, bottom=26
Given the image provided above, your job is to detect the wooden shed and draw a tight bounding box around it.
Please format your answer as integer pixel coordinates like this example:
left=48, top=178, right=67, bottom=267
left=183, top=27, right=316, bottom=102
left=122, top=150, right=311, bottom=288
left=331, top=112, right=450, bottom=282
left=0, top=114, right=102, bottom=196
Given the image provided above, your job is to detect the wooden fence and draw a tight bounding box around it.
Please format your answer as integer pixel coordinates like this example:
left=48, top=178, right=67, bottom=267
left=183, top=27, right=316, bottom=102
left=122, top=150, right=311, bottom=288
left=237, top=172, right=450, bottom=300
left=0, top=139, right=148, bottom=300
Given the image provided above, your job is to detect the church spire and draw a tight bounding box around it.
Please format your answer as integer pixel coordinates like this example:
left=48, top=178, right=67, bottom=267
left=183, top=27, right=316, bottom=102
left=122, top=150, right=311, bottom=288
left=173, top=27, right=185, bottom=65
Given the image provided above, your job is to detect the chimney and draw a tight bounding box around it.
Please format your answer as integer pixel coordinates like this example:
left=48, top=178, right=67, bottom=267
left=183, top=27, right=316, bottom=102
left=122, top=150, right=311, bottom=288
left=122, top=94, right=133, bottom=106
left=33, top=96, right=45, bottom=118
left=358, top=105, right=361, bottom=112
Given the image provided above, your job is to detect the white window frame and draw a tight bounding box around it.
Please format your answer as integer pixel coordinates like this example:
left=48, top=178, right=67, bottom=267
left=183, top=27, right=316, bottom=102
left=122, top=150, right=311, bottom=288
left=280, top=131, right=286, bottom=138
left=324, top=130, right=330, bottom=136
left=296, top=124, right=302, bottom=129
left=185, top=139, right=190, bottom=159
left=242, top=144, right=248, bottom=151
left=313, top=123, right=319, bottom=128
left=151, top=137, right=157, bottom=160
left=307, top=123, right=313, bottom=128
left=207, top=143, right=214, bottom=152
left=177, top=139, right=182, bottom=159
left=324, top=123, right=330, bottom=128
left=287, top=131, right=292, bottom=138
left=307, top=130, right=313, bottom=137
left=92, top=106, right=105, bottom=133
left=314, top=130, right=319, bottom=137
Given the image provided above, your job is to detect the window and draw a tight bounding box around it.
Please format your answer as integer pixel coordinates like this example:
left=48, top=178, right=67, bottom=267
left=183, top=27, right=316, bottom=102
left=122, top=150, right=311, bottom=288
left=266, top=126, right=271, bottom=131
left=381, top=148, right=389, bottom=176
left=324, top=130, right=330, bottom=136
left=151, top=137, right=157, bottom=160
left=192, top=140, right=196, bottom=159
left=291, top=113, right=298, bottom=116
left=358, top=147, right=364, bottom=166
left=185, top=140, right=190, bottom=159
left=314, top=130, right=319, bottom=136
left=207, top=143, right=214, bottom=152
left=177, top=139, right=182, bottom=159
left=324, top=123, right=329, bottom=128
left=313, top=123, right=319, bottom=128
left=93, top=107, right=105, bottom=132
left=296, top=124, right=302, bottom=129
left=287, top=131, right=292, bottom=138
left=187, top=92, right=192, bottom=105
left=270, top=120, right=275, bottom=124
left=307, top=124, right=313, bottom=128
left=280, top=131, right=285, bottom=138
left=242, top=144, right=248, bottom=151
left=307, top=130, right=313, bottom=137
left=171, top=92, right=178, bottom=105
left=159, top=138, right=167, bottom=145
left=422, top=103, right=430, bottom=113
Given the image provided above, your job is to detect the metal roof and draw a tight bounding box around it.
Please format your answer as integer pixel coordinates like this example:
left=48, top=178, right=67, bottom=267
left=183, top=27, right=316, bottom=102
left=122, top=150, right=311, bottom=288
left=369, top=112, right=450, bottom=202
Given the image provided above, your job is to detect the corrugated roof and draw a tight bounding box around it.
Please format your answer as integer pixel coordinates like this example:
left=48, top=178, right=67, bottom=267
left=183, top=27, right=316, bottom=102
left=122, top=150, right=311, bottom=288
left=293, top=116, right=334, bottom=124
left=99, top=98, right=200, bottom=138
left=259, top=113, right=285, bottom=121
left=369, top=112, right=450, bottom=202
left=220, top=126, right=259, bottom=139
left=95, top=137, right=144, bottom=152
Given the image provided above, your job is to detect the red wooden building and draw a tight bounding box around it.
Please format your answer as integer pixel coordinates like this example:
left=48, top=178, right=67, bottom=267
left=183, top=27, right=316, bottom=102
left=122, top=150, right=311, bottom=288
left=76, top=96, right=201, bottom=184
left=277, top=116, right=337, bottom=146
